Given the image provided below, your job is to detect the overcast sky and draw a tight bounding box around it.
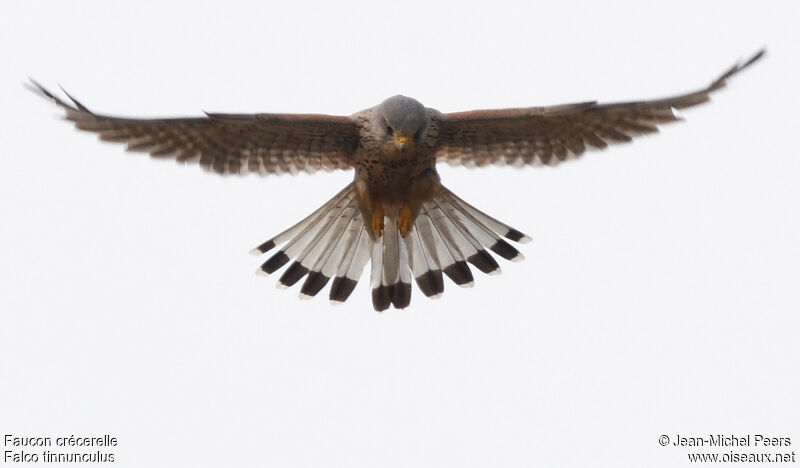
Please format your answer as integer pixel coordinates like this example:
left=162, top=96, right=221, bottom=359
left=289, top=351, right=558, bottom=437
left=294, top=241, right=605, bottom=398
left=1, top=1, right=798, bottom=467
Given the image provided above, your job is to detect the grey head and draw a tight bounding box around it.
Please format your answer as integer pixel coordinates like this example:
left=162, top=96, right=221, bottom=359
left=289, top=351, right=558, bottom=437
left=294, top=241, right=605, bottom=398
left=371, top=95, right=430, bottom=151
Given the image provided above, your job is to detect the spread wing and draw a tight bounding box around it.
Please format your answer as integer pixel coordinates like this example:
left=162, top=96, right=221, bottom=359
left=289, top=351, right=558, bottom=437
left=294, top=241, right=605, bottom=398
left=29, top=81, right=360, bottom=175
left=434, top=50, right=764, bottom=168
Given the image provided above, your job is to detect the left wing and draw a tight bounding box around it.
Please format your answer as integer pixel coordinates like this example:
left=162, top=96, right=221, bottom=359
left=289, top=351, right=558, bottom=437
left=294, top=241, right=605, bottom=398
left=433, top=49, right=764, bottom=168
left=29, top=80, right=360, bottom=175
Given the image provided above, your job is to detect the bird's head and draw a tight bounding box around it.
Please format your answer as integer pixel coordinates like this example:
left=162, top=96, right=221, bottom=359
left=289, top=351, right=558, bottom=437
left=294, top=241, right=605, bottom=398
left=372, top=95, right=430, bottom=153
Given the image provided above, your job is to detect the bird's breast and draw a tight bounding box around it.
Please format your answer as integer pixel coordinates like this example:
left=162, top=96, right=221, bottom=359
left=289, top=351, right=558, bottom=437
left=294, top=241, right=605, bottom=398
left=354, top=146, right=436, bottom=197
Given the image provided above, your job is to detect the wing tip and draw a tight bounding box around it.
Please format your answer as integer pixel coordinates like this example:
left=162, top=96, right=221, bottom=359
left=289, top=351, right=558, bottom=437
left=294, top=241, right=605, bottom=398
left=711, top=48, right=767, bottom=91
left=24, top=77, right=49, bottom=98
left=26, top=78, right=91, bottom=114
left=57, top=84, right=90, bottom=111
left=741, top=48, right=767, bottom=71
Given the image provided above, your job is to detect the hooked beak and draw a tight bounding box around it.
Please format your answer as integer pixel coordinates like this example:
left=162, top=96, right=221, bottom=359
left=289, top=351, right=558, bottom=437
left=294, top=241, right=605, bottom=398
left=394, top=134, right=411, bottom=152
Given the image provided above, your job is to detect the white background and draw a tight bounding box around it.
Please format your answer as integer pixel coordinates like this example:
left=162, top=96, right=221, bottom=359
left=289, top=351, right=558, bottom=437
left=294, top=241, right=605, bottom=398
left=1, top=1, right=797, bottom=467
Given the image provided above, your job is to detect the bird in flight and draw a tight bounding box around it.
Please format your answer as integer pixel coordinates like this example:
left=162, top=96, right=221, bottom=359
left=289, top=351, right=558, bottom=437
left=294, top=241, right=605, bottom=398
left=30, top=50, right=764, bottom=311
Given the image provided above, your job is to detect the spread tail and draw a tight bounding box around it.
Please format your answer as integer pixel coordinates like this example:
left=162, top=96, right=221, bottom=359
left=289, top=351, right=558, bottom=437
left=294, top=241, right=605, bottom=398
left=251, top=183, right=531, bottom=311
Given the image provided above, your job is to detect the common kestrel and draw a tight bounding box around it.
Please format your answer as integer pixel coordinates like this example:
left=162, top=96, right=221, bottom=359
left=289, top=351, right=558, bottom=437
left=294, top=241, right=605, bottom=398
left=30, top=50, right=763, bottom=311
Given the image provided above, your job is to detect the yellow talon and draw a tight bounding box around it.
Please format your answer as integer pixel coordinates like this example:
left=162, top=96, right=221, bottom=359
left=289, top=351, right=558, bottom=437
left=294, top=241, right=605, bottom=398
left=372, top=201, right=384, bottom=237
left=398, top=202, right=412, bottom=238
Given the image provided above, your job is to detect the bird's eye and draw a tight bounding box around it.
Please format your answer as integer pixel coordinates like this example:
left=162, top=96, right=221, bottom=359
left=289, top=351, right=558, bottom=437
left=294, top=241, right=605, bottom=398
left=386, top=124, right=394, bottom=135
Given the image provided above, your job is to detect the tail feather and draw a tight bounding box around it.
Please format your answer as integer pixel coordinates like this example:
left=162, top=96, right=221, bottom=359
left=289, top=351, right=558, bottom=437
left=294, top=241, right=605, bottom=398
left=321, top=212, right=363, bottom=278
left=252, top=183, right=530, bottom=311
left=329, top=226, right=370, bottom=303
left=376, top=225, right=411, bottom=309
left=394, top=239, right=412, bottom=308
left=383, top=219, right=400, bottom=288
left=441, top=189, right=532, bottom=244
left=438, top=193, right=524, bottom=262
left=369, top=240, right=389, bottom=310
left=298, top=200, right=359, bottom=297
left=432, top=197, right=501, bottom=275
left=278, top=190, right=355, bottom=288
left=257, top=188, right=354, bottom=276
left=251, top=183, right=354, bottom=256
left=405, top=227, right=444, bottom=298
left=300, top=205, right=361, bottom=298
left=419, top=203, right=475, bottom=286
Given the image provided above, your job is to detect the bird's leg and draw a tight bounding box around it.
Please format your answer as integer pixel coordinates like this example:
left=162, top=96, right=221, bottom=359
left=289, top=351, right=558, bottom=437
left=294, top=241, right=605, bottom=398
left=372, top=201, right=385, bottom=238
left=397, top=201, right=413, bottom=238
left=395, top=168, right=441, bottom=238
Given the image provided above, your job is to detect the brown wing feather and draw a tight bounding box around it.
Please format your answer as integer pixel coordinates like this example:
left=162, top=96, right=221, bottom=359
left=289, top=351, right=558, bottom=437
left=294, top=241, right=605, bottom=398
left=29, top=81, right=360, bottom=175
left=434, top=50, right=764, bottom=168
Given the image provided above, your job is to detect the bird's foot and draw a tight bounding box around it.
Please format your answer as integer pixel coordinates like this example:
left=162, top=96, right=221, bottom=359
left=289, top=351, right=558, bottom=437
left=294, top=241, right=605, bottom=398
left=397, top=202, right=412, bottom=238
left=372, top=201, right=384, bottom=237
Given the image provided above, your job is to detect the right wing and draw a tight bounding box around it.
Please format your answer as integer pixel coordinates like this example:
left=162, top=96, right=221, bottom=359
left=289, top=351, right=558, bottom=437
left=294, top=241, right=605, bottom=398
left=29, top=80, right=360, bottom=175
